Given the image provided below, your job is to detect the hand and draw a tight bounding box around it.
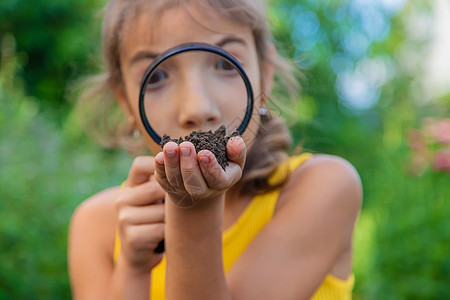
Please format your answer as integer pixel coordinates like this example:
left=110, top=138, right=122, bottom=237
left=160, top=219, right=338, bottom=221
left=115, top=156, right=166, bottom=273
left=154, top=136, right=246, bottom=208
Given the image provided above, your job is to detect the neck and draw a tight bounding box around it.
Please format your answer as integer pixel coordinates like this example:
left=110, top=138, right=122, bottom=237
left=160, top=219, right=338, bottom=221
left=223, top=185, right=255, bottom=231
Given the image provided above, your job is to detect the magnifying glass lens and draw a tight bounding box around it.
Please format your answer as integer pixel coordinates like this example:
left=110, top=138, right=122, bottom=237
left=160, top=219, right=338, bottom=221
left=139, top=44, right=253, bottom=145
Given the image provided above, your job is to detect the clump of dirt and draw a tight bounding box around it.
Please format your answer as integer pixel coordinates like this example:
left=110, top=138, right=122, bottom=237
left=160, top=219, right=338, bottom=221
left=160, top=125, right=239, bottom=170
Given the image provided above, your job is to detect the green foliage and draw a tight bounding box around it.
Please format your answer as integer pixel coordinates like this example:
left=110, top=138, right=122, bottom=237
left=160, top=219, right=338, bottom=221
left=370, top=169, right=449, bottom=299
left=335, top=119, right=450, bottom=299
left=268, top=1, right=450, bottom=298
left=0, top=0, right=104, bottom=113
left=0, top=34, right=132, bottom=299
left=0, top=0, right=449, bottom=299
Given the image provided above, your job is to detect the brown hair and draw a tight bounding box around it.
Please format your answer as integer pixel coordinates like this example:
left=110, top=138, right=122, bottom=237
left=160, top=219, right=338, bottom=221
left=76, top=0, right=301, bottom=195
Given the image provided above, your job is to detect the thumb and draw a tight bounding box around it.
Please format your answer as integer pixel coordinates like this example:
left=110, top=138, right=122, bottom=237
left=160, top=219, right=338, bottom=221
left=227, top=136, right=246, bottom=170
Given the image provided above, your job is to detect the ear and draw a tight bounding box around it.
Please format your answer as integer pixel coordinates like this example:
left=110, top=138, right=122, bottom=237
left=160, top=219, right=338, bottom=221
left=116, top=88, right=136, bottom=125
left=260, top=43, right=277, bottom=104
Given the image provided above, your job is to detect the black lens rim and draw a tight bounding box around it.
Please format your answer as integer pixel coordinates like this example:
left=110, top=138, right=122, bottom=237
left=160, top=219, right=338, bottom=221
left=138, top=42, right=254, bottom=145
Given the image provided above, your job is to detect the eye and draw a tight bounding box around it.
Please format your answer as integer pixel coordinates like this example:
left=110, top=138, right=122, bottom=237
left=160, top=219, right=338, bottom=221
left=215, top=59, right=238, bottom=74
left=146, top=69, right=168, bottom=90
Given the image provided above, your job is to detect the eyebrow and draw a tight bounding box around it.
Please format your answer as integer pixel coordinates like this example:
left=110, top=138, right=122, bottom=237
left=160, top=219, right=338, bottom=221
left=130, top=51, right=159, bottom=66
left=129, top=36, right=248, bottom=66
left=216, top=36, right=248, bottom=48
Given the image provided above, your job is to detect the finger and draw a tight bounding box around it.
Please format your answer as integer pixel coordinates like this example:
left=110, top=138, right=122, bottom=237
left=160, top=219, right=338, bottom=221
left=126, top=156, right=156, bottom=187
left=163, top=142, right=184, bottom=190
left=227, top=136, right=246, bottom=169
left=117, top=203, right=165, bottom=225
left=117, top=181, right=165, bottom=206
left=198, top=149, right=241, bottom=190
left=154, top=151, right=179, bottom=195
left=154, top=151, right=168, bottom=182
left=122, top=223, right=165, bottom=252
left=179, top=142, right=208, bottom=197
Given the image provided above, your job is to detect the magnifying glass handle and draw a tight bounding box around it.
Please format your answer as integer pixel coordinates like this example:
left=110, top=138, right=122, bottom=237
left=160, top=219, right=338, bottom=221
left=154, top=239, right=165, bottom=253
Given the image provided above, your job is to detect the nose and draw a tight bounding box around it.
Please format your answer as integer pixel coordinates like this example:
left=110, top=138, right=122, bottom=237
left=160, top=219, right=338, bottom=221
left=176, top=71, right=221, bottom=130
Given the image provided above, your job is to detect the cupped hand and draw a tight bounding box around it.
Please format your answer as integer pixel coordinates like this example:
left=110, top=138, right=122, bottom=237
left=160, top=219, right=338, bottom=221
left=115, top=156, right=166, bottom=273
left=154, top=136, right=246, bottom=208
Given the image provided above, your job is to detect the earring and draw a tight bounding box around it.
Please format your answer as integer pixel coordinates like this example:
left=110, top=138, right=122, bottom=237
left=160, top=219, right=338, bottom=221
left=127, top=116, right=141, bottom=139
left=259, top=106, right=268, bottom=116
left=132, top=128, right=141, bottom=139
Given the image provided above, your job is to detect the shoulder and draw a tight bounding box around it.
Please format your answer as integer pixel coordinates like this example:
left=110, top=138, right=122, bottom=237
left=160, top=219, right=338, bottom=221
left=70, top=186, right=120, bottom=231
left=276, top=154, right=362, bottom=239
left=69, top=186, right=121, bottom=262
left=225, top=154, right=362, bottom=295
left=291, top=153, right=361, bottom=184
left=279, top=154, right=362, bottom=209
left=68, top=187, right=122, bottom=297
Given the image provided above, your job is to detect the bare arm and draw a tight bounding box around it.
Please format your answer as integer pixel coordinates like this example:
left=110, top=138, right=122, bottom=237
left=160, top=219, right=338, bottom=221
left=68, top=156, right=167, bottom=300
left=227, top=155, right=362, bottom=299
left=155, top=135, right=362, bottom=300
left=68, top=187, right=118, bottom=299
left=154, top=138, right=246, bottom=300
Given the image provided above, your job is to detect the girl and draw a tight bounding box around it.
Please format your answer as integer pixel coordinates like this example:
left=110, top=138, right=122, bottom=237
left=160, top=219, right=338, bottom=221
left=68, top=0, right=362, bottom=299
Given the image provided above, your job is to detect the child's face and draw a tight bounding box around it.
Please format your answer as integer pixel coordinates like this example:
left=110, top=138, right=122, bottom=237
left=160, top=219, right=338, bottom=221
left=118, top=3, right=268, bottom=154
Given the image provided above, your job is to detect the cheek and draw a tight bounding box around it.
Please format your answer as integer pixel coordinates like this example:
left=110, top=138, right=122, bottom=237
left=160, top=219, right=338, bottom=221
left=239, top=102, right=261, bottom=151
left=235, top=64, right=263, bottom=149
left=121, top=70, right=141, bottom=114
left=246, top=56, right=263, bottom=97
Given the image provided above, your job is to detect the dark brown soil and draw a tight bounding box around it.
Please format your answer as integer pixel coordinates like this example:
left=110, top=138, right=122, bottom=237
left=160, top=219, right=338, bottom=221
left=160, top=125, right=239, bottom=170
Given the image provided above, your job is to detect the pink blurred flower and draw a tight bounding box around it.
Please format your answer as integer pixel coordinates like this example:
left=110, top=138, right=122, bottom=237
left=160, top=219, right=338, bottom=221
left=407, top=117, right=450, bottom=176
left=433, top=149, right=450, bottom=172
left=407, top=129, right=429, bottom=175
left=423, top=118, right=450, bottom=145
left=408, top=129, right=427, bottom=151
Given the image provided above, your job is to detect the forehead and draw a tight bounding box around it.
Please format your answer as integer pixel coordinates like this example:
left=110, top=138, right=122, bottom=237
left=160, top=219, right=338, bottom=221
left=120, top=2, right=254, bottom=60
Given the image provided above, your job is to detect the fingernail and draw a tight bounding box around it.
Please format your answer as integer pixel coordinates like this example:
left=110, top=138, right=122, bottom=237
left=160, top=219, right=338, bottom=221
left=199, top=155, right=210, bottom=164
left=156, top=153, right=164, bottom=164
left=230, top=136, right=243, bottom=146
left=166, top=150, right=176, bottom=158
left=180, top=147, right=191, bottom=156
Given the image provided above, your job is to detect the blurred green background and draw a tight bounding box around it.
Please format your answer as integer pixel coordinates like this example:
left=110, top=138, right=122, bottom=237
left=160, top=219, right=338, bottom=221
left=0, top=0, right=449, bottom=299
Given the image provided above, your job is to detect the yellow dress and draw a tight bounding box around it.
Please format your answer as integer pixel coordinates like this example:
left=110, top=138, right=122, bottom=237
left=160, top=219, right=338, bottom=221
left=114, top=153, right=354, bottom=299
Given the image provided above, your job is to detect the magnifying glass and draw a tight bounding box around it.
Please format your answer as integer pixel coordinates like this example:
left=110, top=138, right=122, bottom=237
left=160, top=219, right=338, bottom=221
left=139, top=42, right=254, bottom=145
left=138, top=43, right=254, bottom=253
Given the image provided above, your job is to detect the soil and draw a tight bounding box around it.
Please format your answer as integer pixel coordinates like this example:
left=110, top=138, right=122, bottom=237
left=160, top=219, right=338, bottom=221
left=160, top=125, right=239, bottom=170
